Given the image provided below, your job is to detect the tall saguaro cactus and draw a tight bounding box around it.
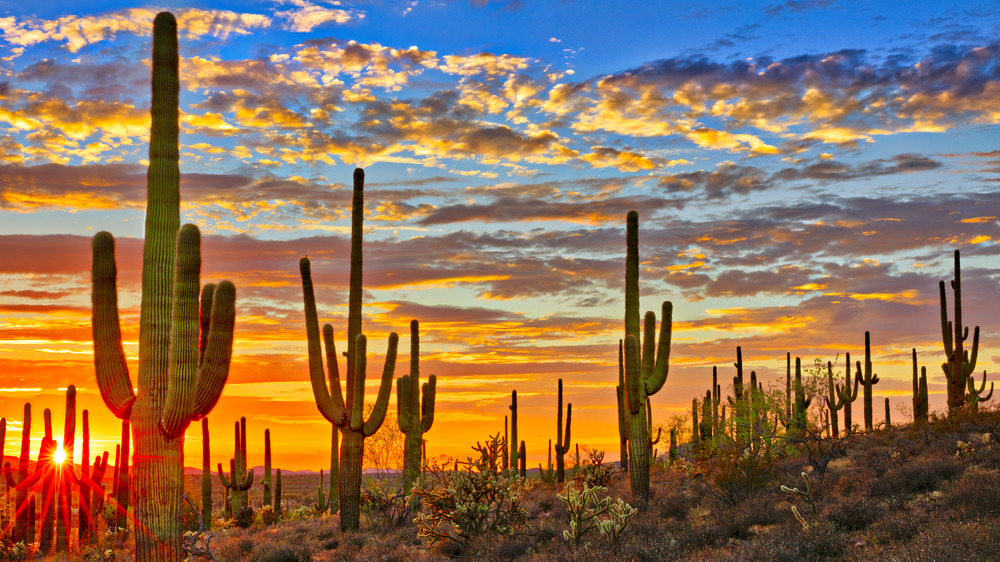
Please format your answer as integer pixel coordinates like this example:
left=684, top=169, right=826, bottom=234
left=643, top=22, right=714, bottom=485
left=835, top=352, right=860, bottom=434
left=621, top=210, right=672, bottom=507
left=300, top=168, right=399, bottom=531
left=824, top=361, right=845, bottom=438
left=217, top=417, right=253, bottom=518
left=90, top=13, right=237, bottom=560
left=554, top=378, right=572, bottom=483
left=912, top=349, right=929, bottom=426
left=940, top=250, right=984, bottom=414
left=509, top=390, right=519, bottom=470
left=858, top=332, right=880, bottom=431
left=397, top=319, right=436, bottom=495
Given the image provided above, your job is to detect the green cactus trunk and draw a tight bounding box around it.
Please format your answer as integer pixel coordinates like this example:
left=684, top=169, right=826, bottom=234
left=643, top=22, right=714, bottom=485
left=329, top=425, right=338, bottom=514
left=90, top=13, right=236, bottom=560
left=616, top=341, right=629, bottom=472
left=201, top=418, right=212, bottom=530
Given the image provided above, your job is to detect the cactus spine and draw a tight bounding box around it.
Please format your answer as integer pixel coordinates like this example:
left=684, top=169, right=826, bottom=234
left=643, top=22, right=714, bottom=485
left=940, top=250, right=984, bottom=414
left=300, top=168, right=399, bottom=531
left=201, top=418, right=212, bottom=530
left=554, top=378, right=572, bottom=483
left=622, top=210, right=672, bottom=507
left=90, top=13, right=237, bottom=560
left=858, top=332, right=880, bottom=431
left=397, top=319, right=436, bottom=495
left=217, top=417, right=253, bottom=518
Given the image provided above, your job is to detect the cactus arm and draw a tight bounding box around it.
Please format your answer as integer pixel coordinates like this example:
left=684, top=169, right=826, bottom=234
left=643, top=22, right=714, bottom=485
left=300, top=257, right=347, bottom=426
left=421, top=375, right=437, bottom=433
left=322, top=324, right=346, bottom=415
left=346, top=169, right=365, bottom=382
left=645, top=302, right=672, bottom=395
left=192, top=280, right=236, bottom=417
left=624, top=211, right=640, bottom=344
left=161, top=225, right=202, bottom=437
left=91, top=232, right=136, bottom=419
left=362, top=332, right=400, bottom=437
left=561, top=403, right=572, bottom=454
left=198, top=283, right=213, bottom=365
left=940, top=280, right=953, bottom=359
left=217, top=462, right=232, bottom=488
left=968, top=370, right=994, bottom=402
left=396, top=376, right=409, bottom=432
left=965, top=326, right=980, bottom=375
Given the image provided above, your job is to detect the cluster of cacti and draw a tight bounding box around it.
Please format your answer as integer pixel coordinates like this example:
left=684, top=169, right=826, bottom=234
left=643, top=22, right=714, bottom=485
left=315, top=469, right=329, bottom=513
left=217, top=417, right=254, bottom=520
left=90, top=11, right=237, bottom=560
left=790, top=357, right=813, bottom=436
left=397, top=319, right=436, bottom=495
left=300, top=168, right=399, bottom=531
left=554, top=378, right=572, bottom=483
left=940, top=249, right=988, bottom=414
left=835, top=353, right=860, bottom=433
left=620, top=210, right=672, bottom=506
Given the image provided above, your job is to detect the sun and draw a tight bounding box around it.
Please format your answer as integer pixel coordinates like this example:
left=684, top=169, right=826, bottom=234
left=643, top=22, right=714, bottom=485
left=53, top=447, right=66, bottom=465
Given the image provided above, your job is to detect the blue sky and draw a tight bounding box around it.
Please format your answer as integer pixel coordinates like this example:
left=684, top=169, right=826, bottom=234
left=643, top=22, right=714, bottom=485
left=1, top=0, right=999, bottom=468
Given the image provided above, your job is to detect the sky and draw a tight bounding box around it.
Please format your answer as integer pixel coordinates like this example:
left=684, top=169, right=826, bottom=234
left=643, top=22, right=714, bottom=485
left=1, top=0, right=999, bottom=472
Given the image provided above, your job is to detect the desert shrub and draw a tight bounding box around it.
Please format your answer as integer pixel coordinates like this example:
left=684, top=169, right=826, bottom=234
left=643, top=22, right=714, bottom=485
left=866, top=510, right=921, bottom=545
left=705, top=441, right=776, bottom=505
left=868, top=454, right=964, bottom=498
left=361, top=478, right=410, bottom=526
left=412, top=432, right=530, bottom=544
left=557, top=482, right=637, bottom=551
left=969, top=437, right=1000, bottom=469
left=823, top=495, right=883, bottom=531
left=259, top=505, right=278, bottom=525
left=943, top=465, right=1000, bottom=517
left=0, top=541, right=34, bottom=562
left=881, top=518, right=996, bottom=561
left=711, top=490, right=787, bottom=540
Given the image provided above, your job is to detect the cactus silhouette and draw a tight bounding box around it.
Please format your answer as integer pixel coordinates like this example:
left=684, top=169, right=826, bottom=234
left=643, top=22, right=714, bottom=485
left=509, top=390, right=519, bottom=470
left=824, top=361, right=846, bottom=438
left=300, top=168, right=399, bottom=531
left=835, top=353, right=860, bottom=434
left=90, top=12, right=236, bottom=560
left=397, top=319, right=436, bottom=495
left=217, top=417, right=254, bottom=518
left=554, top=378, right=572, bottom=483
left=858, top=332, right=880, bottom=431
left=912, top=349, right=929, bottom=426
left=940, top=250, right=984, bottom=414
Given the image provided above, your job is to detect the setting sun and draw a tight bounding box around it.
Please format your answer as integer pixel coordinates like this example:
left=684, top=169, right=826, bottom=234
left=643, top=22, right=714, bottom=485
left=53, top=446, right=66, bottom=465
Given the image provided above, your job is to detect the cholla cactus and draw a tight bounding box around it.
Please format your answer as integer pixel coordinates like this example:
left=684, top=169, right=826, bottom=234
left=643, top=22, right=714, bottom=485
left=557, top=482, right=637, bottom=551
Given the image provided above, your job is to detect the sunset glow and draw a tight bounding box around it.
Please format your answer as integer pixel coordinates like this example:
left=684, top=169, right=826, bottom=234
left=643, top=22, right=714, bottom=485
left=1, top=0, right=999, bottom=475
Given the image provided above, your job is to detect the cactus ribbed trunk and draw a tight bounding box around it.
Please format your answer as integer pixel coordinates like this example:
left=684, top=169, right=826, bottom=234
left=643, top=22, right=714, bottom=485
left=201, top=418, right=212, bottom=530
left=859, top=332, right=880, bottom=432
left=397, top=320, right=436, bottom=495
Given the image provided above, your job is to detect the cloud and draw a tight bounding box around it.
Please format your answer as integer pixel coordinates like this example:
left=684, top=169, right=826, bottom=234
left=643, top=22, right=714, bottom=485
left=272, top=1, right=363, bottom=32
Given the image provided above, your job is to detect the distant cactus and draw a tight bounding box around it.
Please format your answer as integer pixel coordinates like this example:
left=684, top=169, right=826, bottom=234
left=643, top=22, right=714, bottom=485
left=539, top=440, right=556, bottom=484
left=509, top=390, right=519, bottom=470
left=554, top=379, right=572, bottom=483
left=621, top=210, right=672, bottom=507
left=884, top=398, right=892, bottom=429
left=299, top=169, right=399, bottom=531
left=786, top=358, right=813, bottom=437
left=940, top=250, right=984, bottom=414
left=519, top=441, right=527, bottom=479
left=275, top=468, right=283, bottom=517
left=824, top=361, right=846, bottom=438
left=217, top=417, right=253, bottom=518
left=858, top=332, right=880, bottom=431
left=315, top=469, right=329, bottom=514
left=912, top=349, right=929, bottom=426
left=836, top=353, right=860, bottom=434
left=397, top=319, right=436, bottom=495
left=691, top=398, right=700, bottom=453
left=263, top=428, right=272, bottom=509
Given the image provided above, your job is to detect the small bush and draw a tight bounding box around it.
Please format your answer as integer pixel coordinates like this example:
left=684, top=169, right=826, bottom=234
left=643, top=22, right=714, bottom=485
left=866, top=511, right=921, bottom=545
left=868, top=455, right=964, bottom=498
left=943, top=465, right=1000, bottom=517
left=824, top=496, right=883, bottom=531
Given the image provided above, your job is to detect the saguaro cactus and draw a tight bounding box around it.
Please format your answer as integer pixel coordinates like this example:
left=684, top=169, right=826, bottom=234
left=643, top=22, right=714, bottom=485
left=621, top=210, right=672, bottom=507
left=90, top=12, right=237, bottom=560
left=940, top=250, right=984, bottom=414
left=787, top=358, right=813, bottom=437
left=912, top=349, right=929, bottom=426
left=967, top=370, right=994, bottom=412
left=300, top=169, right=399, bottom=531
left=397, top=319, right=436, bottom=495
left=836, top=352, right=860, bottom=433
left=274, top=469, right=283, bottom=517
left=554, top=379, right=572, bottom=483
left=858, top=332, right=880, bottom=432
left=4, top=403, right=33, bottom=544
left=217, top=417, right=253, bottom=518
left=616, top=341, right=629, bottom=471
left=56, top=386, right=76, bottom=553
left=824, top=361, right=846, bottom=438
left=509, top=390, right=519, bottom=470
left=263, top=428, right=272, bottom=508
